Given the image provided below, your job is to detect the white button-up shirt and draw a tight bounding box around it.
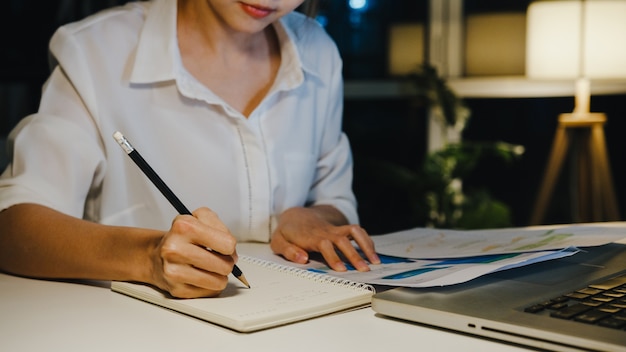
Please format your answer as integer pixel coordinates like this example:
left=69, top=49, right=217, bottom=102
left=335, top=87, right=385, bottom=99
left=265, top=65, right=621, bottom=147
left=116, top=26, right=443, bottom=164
left=0, top=0, right=357, bottom=242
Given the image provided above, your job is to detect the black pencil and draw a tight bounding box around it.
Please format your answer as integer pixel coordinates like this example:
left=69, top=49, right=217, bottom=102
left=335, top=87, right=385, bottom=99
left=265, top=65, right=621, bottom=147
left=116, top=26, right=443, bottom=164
left=112, top=131, right=250, bottom=288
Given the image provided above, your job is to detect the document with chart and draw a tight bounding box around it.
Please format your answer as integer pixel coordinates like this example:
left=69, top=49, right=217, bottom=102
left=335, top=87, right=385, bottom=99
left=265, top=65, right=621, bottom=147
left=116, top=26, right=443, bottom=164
left=253, top=223, right=626, bottom=287
left=257, top=246, right=579, bottom=287
left=372, top=222, right=626, bottom=259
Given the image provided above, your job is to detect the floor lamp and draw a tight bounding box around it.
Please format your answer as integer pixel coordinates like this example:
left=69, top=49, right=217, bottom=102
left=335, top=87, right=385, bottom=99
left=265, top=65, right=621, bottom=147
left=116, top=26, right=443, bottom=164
left=526, top=0, right=626, bottom=225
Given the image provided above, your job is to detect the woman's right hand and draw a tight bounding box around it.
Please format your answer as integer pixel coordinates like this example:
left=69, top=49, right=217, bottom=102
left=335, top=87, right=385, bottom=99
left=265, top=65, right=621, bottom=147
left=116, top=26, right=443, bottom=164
left=150, top=207, right=238, bottom=298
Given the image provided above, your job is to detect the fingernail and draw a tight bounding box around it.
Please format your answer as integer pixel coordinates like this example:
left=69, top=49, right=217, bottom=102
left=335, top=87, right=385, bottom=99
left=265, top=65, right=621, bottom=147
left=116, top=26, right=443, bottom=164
left=294, top=251, right=308, bottom=264
left=356, top=260, right=370, bottom=272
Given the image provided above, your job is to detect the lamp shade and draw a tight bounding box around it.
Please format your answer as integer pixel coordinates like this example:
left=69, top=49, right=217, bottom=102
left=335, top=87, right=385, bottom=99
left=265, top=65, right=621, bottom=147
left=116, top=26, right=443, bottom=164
left=526, top=0, right=626, bottom=80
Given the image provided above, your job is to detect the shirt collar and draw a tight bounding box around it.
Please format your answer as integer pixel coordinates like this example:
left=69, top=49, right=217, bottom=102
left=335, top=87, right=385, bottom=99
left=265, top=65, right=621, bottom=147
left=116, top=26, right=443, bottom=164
left=276, top=13, right=322, bottom=81
left=129, top=1, right=318, bottom=91
left=129, top=0, right=178, bottom=84
left=272, top=17, right=306, bottom=92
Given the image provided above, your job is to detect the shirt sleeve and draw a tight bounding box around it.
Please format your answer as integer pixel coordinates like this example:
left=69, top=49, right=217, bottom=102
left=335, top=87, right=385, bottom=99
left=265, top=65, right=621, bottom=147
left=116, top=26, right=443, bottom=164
left=306, top=47, right=359, bottom=225
left=0, top=63, right=105, bottom=218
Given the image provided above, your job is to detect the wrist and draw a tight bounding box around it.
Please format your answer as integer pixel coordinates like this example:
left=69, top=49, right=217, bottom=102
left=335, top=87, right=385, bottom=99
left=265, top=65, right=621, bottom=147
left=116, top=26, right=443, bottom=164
left=110, top=227, right=163, bottom=284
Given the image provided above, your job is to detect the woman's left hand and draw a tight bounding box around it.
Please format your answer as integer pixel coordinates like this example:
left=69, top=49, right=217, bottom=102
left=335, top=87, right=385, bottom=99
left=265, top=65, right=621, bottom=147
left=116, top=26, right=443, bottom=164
left=270, top=206, right=380, bottom=272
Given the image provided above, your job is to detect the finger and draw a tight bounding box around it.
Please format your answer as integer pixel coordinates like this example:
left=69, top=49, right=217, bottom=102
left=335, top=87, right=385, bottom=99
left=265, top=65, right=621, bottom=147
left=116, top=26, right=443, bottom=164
left=333, top=235, right=370, bottom=272
left=159, top=235, right=234, bottom=276
left=169, top=284, right=224, bottom=299
left=192, top=207, right=229, bottom=232
left=190, top=249, right=235, bottom=276
left=232, top=248, right=239, bottom=263
left=163, top=263, right=229, bottom=298
left=192, top=208, right=236, bottom=253
left=270, top=232, right=309, bottom=264
left=173, top=209, right=236, bottom=256
left=348, top=225, right=381, bottom=265
left=318, top=239, right=347, bottom=271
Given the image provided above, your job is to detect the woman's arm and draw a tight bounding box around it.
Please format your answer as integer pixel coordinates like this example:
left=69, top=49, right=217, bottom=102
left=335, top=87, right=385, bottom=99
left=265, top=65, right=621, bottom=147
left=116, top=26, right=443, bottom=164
left=0, top=203, right=237, bottom=298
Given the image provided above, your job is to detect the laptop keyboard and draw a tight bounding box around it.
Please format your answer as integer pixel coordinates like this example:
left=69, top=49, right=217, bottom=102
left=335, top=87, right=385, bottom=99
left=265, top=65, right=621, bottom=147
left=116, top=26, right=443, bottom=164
left=524, top=274, right=626, bottom=330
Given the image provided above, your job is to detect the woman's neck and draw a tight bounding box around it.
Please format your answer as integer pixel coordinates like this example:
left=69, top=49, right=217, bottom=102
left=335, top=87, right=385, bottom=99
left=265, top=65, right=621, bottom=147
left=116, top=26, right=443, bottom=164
left=176, top=0, right=281, bottom=117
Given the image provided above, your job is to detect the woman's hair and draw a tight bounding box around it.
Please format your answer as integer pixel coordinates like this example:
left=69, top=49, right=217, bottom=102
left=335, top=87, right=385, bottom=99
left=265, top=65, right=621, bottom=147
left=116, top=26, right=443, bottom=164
left=299, top=0, right=320, bottom=18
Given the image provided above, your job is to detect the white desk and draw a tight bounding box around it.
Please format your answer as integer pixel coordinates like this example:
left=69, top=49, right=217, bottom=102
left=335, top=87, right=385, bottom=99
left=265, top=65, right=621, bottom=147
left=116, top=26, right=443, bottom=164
left=0, top=243, right=533, bottom=352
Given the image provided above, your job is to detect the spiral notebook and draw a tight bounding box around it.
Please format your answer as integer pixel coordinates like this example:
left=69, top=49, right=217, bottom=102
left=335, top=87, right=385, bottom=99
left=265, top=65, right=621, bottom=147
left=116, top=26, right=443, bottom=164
left=111, top=255, right=375, bottom=332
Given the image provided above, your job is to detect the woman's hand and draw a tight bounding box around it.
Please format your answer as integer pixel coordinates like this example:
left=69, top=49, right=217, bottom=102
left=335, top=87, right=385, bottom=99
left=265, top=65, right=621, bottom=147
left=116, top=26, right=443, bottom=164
left=150, top=207, right=238, bottom=298
left=270, top=206, right=380, bottom=272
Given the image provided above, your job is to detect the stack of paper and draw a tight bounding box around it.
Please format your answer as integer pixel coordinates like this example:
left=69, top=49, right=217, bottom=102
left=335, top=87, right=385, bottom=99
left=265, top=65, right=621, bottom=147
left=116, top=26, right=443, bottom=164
left=256, top=223, right=626, bottom=287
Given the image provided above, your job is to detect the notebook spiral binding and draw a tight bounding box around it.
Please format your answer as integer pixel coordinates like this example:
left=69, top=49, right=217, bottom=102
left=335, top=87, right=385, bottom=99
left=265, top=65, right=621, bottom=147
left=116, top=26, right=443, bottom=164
left=240, top=255, right=376, bottom=293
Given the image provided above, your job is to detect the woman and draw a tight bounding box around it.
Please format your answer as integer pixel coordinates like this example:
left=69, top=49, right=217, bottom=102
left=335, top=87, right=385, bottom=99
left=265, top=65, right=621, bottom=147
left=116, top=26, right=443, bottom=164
left=0, top=0, right=379, bottom=298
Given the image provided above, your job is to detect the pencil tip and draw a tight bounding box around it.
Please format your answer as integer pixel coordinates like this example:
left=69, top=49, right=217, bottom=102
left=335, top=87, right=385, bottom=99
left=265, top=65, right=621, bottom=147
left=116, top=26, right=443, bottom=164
left=239, top=275, right=251, bottom=288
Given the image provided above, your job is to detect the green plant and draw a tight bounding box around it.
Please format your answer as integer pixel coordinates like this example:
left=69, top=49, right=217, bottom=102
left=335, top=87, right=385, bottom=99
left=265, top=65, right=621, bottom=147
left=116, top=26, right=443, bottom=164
left=406, top=64, right=471, bottom=133
left=418, top=141, right=524, bottom=228
left=361, top=64, right=524, bottom=229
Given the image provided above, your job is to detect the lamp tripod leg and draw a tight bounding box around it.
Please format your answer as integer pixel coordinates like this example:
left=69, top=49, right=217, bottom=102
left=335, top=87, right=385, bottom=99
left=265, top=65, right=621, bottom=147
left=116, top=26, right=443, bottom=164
left=530, top=124, right=569, bottom=225
left=590, top=123, right=620, bottom=220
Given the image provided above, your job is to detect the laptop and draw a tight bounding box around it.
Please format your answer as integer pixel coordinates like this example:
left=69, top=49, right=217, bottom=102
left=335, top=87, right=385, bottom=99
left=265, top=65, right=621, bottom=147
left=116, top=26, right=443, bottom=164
left=371, top=242, right=626, bottom=352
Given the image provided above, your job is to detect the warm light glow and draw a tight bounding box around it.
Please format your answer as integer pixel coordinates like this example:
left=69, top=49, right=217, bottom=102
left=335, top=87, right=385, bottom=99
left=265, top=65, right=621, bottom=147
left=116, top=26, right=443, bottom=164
left=388, top=23, right=424, bottom=76
left=585, top=1, right=626, bottom=78
left=465, top=12, right=526, bottom=76
left=526, top=0, right=626, bottom=113
left=526, top=0, right=626, bottom=80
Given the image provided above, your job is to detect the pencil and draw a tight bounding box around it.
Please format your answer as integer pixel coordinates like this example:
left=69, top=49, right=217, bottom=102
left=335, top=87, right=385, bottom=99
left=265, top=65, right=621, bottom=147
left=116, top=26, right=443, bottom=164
left=112, top=131, right=250, bottom=288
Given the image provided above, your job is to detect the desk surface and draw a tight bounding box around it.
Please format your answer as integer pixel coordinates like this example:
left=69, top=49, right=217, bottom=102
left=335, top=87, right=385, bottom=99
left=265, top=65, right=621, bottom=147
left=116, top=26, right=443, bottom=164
left=1, top=243, right=532, bottom=352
